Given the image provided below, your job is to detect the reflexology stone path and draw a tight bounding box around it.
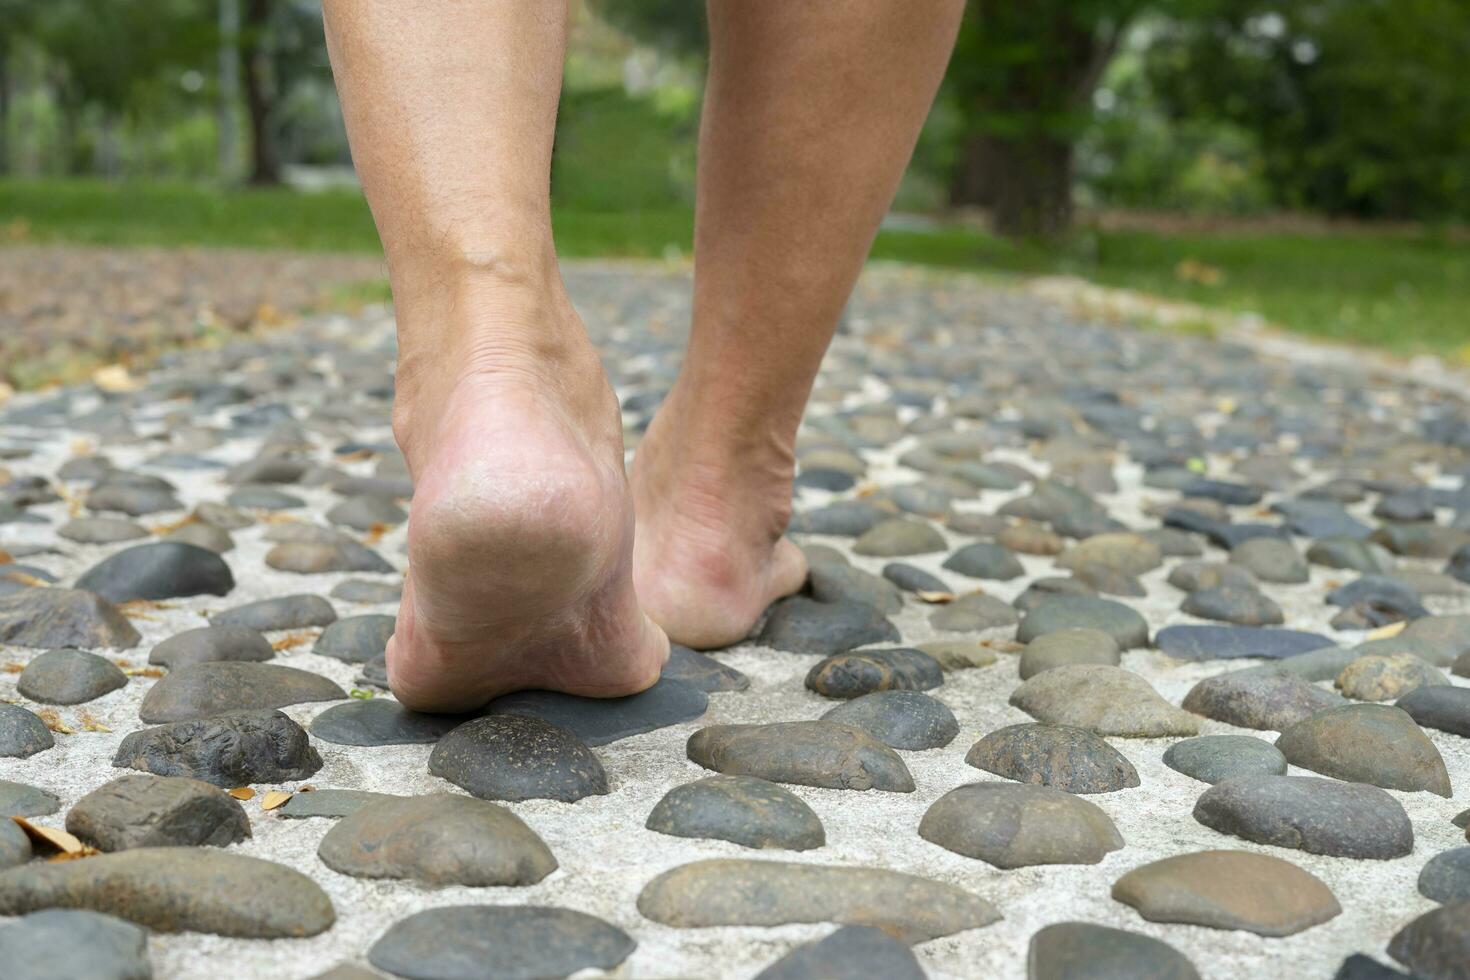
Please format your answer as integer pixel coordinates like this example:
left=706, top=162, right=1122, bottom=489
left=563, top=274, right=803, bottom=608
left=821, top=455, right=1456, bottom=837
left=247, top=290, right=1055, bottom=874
left=1, top=262, right=1469, bottom=979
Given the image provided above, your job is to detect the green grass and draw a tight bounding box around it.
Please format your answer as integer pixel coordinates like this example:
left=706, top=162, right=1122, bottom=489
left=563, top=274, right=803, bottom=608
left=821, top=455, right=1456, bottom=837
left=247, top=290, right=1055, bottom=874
left=3, top=177, right=1466, bottom=355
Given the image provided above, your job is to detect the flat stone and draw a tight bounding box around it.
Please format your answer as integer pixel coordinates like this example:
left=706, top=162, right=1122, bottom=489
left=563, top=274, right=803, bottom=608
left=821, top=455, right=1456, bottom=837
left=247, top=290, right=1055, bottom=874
left=637, top=858, right=999, bottom=942
left=311, top=698, right=465, bottom=746
left=1194, top=775, right=1413, bottom=859
left=368, top=905, right=635, bottom=980
left=0, top=910, right=151, bottom=980
left=150, top=625, right=274, bottom=671
left=85, top=482, right=182, bottom=516
left=1387, top=901, right=1470, bottom=979
left=0, top=704, right=54, bottom=758
left=226, top=485, right=304, bottom=510
left=1265, top=646, right=1362, bottom=682
left=1164, top=735, right=1287, bottom=784
left=1397, top=685, right=1470, bottom=737
left=755, top=925, right=924, bottom=980
left=312, top=614, right=394, bottom=664
left=928, top=593, right=1019, bottom=632
left=277, top=789, right=398, bottom=820
left=1420, top=848, right=1470, bottom=904
left=852, top=517, right=947, bottom=557
left=1182, top=586, right=1284, bottom=626
left=1403, top=614, right=1470, bottom=663
left=646, top=774, right=825, bottom=850
left=113, top=709, right=323, bottom=787
left=330, top=579, right=402, bottom=604
left=0, top=848, right=334, bottom=937
left=326, top=494, right=406, bottom=530
left=164, top=522, right=234, bottom=554
left=916, top=639, right=998, bottom=671
left=805, top=647, right=942, bottom=699
left=0, top=588, right=140, bottom=649
left=758, top=597, right=901, bottom=655
left=1168, top=560, right=1259, bottom=593
left=74, top=543, right=234, bottom=602
left=1182, top=668, right=1346, bottom=731
left=486, top=676, right=707, bottom=746
left=943, top=542, right=1025, bottom=580
left=791, top=501, right=891, bottom=537
left=1156, top=625, right=1334, bottom=662
left=429, top=715, right=608, bottom=802
left=1336, top=653, right=1449, bottom=701
left=265, top=541, right=393, bottom=574
left=1027, top=921, right=1201, bottom=980
left=1112, top=849, right=1340, bottom=936
left=1276, top=704, right=1452, bottom=797
left=17, top=648, right=126, bottom=704
left=662, top=644, right=749, bottom=692
left=139, top=661, right=346, bottom=723
left=881, top=561, right=949, bottom=594
left=687, top=721, right=914, bottom=792
left=1017, top=596, right=1150, bottom=650
left=1332, top=954, right=1412, bottom=980
left=66, top=773, right=250, bottom=851
left=57, top=517, right=149, bottom=544
left=808, top=563, right=902, bottom=614
left=1011, top=665, right=1200, bottom=737
left=919, top=782, right=1122, bottom=868
left=318, top=794, right=556, bottom=886
left=1013, top=577, right=1098, bottom=614
left=1231, top=538, right=1309, bottom=583
left=1307, top=537, right=1397, bottom=573
left=0, top=779, right=61, bottom=817
left=1019, top=628, right=1121, bottom=679
left=1056, top=532, right=1163, bottom=576
left=0, top=818, right=30, bottom=869
left=212, top=593, right=337, bottom=630
left=821, top=691, right=958, bottom=749
left=966, top=722, right=1139, bottom=793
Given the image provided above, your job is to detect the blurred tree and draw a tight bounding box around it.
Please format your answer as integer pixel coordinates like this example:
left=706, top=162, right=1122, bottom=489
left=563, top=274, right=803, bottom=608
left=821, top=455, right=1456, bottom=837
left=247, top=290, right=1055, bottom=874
left=241, top=0, right=279, bottom=184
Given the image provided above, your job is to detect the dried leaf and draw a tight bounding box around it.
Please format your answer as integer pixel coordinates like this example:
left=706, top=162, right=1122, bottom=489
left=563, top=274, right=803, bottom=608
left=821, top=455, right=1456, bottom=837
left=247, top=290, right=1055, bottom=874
left=92, top=364, right=141, bottom=393
left=1, top=571, right=51, bottom=589
left=76, top=710, right=111, bottom=733
left=148, top=513, right=198, bottom=536
left=122, top=666, right=165, bottom=678
left=1367, top=621, right=1407, bottom=641
left=13, top=817, right=84, bottom=854
left=228, top=787, right=256, bottom=801
left=362, top=522, right=389, bottom=546
left=0, top=548, right=12, bottom=565
left=35, top=708, right=75, bottom=735
left=916, top=590, right=956, bottom=604
left=335, top=448, right=374, bottom=463
left=271, top=632, right=312, bottom=652
left=47, top=846, right=101, bottom=862
left=68, top=438, right=94, bottom=457
left=1, top=662, right=23, bottom=674
left=258, top=512, right=302, bottom=525
left=260, top=791, right=292, bottom=811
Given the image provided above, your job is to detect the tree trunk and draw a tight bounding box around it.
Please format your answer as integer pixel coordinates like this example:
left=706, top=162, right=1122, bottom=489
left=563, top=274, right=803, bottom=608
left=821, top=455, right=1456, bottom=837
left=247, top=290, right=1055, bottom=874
left=947, top=134, right=1001, bottom=210
left=982, top=134, right=1074, bottom=238
left=241, top=0, right=280, bottom=185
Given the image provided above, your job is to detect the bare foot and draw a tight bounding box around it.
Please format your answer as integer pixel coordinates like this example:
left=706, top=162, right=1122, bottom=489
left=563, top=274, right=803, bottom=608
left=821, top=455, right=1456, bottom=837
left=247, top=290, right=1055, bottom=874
left=386, top=285, right=667, bottom=713
left=630, top=382, right=808, bottom=649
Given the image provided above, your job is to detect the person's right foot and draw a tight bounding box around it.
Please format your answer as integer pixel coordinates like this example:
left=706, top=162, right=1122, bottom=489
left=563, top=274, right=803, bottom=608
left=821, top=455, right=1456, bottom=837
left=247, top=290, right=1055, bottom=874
left=385, top=284, right=667, bottom=713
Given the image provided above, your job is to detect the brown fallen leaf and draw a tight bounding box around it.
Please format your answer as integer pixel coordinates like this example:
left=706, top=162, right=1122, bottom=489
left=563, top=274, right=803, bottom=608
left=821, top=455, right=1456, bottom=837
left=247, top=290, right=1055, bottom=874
left=335, top=448, right=374, bottom=463
left=258, top=512, right=302, bottom=525
left=117, top=599, right=173, bottom=614
left=122, top=666, right=165, bottom=678
left=34, top=708, right=75, bottom=734
left=362, top=522, right=390, bottom=546
left=76, top=710, right=111, bottom=733
left=47, top=846, right=102, bottom=862
left=148, top=513, right=199, bottom=536
left=228, top=787, right=256, bottom=801
left=1, top=662, right=23, bottom=673
left=1367, top=621, right=1407, bottom=641
left=272, top=632, right=313, bottom=652
left=1, top=571, right=51, bottom=588
left=0, top=548, right=12, bottom=564
left=13, top=817, right=85, bottom=855
left=916, top=590, right=956, bottom=604
left=92, top=364, right=141, bottom=393
left=261, top=791, right=292, bottom=811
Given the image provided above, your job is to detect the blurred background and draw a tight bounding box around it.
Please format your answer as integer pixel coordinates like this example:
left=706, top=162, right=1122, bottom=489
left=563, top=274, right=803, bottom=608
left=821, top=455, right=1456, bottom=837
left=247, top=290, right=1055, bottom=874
left=0, top=0, right=1465, bottom=390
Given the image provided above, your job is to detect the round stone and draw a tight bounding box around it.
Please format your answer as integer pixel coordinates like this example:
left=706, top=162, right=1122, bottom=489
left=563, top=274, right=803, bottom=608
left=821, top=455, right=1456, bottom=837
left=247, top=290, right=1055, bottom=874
left=1181, top=586, right=1284, bottom=626
left=1167, top=561, right=1258, bottom=594
left=149, top=625, right=273, bottom=669
left=0, top=818, right=31, bottom=870
left=1276, top=703, right=1452, bottom=797
left=755, top=925, right=924, bottom=980
left=965, top=723, right=1139, bottom=794
left=0, top=910, right=151, bottom=980
left=1016, top=596, right=1150, bottom=650
left=757, top=597, right=900, bottom=656
left=16, top=649, right=126, bottom=705
left=1181, top=667, right=1346, bottom=731
left=0, top=779, right=61, bottom=818
left=1419, top=847, right=1470, bottom=904
left=881, top=561, right=949, bottom=595
left=852, top=517, right=947, bottom=557
left=1231, top=538, right=1309, bottom=583
left=1193, top=774, right=1413, bottom=859
left=138, top=661, right=346, bottom=723
left=265, top=541, right=393, bottom=574
left=686, top=721, right=914, bottom=792
left=486, top=677, right=708, bottom=746
left=916, top=640, right=997, bottom=671
left=1397, top=685, right=1470, bottom=737
left=942, top=542, right=1025, bottom=580
left=1387, top=901, right=1470, bottom=980
left=113, top=709, right=322, bottom=787
left=429, top=715, right=608, bottom=803
left=74, top=542, right=234, bottom=603
left=919, top=782, right=1123, bottom=868
left=820, top=691, right=958, bottom=749
left=1335, top=653, right=1449, bottom=701
left=1027, top=922, right=1200, bottom=980
left=1163, top=735, right=1287, bottom=784
left=326, top=494, right=407, bottom=530
left=312, top=614, right=394, bottom=663
left=0, top=589, right=140, bottom=650
left=310, top=698, right=465, bottom=747
left=330, top=579, right=402, bottom=604
left=163, top=522, right=234, bottom=553
left=1019, top=628, right=1120, bottom=680
left=1010, top=665, right=1199, bottom=738
left=928, top=593, right=1019, bottom=632
left=1056, top=533, right=1163, bottom=576
left=661, top=645, right=749, bottom=693
left=646, top=775, right=825, bottom=850
left=212, top=593, right=337, bottom=631
left=65, top=773, right=250, bottom=851
left=0, top=704, right=54, bottom=758
left=805, top=647, right=942, bottom=699
left=57, top=517, right=149, bottom=545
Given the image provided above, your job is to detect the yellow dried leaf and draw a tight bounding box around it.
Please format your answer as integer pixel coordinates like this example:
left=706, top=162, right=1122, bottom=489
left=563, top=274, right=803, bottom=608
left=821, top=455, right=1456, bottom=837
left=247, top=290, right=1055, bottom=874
left=92, top=364, right=141, bottom=393
left=916, top=590, right=956, bottom=604
left=76, top=711, right=111, bottom=733
left=1, top=663, right=23, bottom=673
left=272, top=632, right=312, bottom=652
left=47, top=846, right=101, bottom=862
left=260, top=791, right=292, bottom=811
left=1367, top=621, right=1407, bottom=641
left=148, top=513, right=198, bottom=536
left=0, top=382, right=12, bottom=406
left=13, top=817, right=84, bottom=854
left=35, top=709, right=75, bottom=734
left=335, top=449, right=374, bottom=463
left=122, top=666, right=165, bottom=678
left=68, top=438, right=94, bottom=457
left=1, top=571, right=51, bottom=589
left=0, top=548, right=12, bottom=565
left=228, top=787, right=256, bottom=801
left=258, top=512, right=302, bottom=525
left=362, top=522, right=389, bottom=546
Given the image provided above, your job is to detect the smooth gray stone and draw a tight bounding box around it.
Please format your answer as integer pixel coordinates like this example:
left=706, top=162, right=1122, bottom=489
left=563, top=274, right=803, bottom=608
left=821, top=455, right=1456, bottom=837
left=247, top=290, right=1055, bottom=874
left=805, top=647, right=942, bottom=699
left=790, top=501, right=891, bottom=537
left=966, top=723, right=1139, bottom=794
left=1231, top=538, right=1309, bottom=583
left=1016, top=596, right=1149, bottom=650
left=0, top=704, right=54, bottom=758
left=1397, top=685, right=1470, bottom=737
left=687, top=721, right=914, bottom=792
left=278, top=789, right=399, bottom=820
left=637, top=858, right=999, bottom=942
left=163, top=522, right=233, bottom=554
left=1262, top=646, right=1361, bottom=682
left=647, top=775, right=825, bottom=850
left=74, top=543, right=234, bottom=603
left=1011, top=665, right=1199, bottom=738
left=368, top=905, right=635, bottom=980
left=66, top=774, right=250, bottom=851
left=429, top=715, right=608, bottom=803
left=138, top=662, right=345, bottom=723
left=758, top=597, right=901, bottom=655
left=928, top=593, right=1019, bottom=632
left=318, top=794, right=555, bottom=886
left=1420, top=848, right=1470, bottom=904
left=226, top=485, right=304, bottom=510
left=0, top=817, right=31, bottom=869
left=1276, top=704, right=1452, bottom=797
left=0, top=910, right=151, bottom=980
left=755, top=925, right=924, bottom=980
left=17, top=648, right=127, bottom=704
left=0, top=779, right=61, bottom=817
left=313, top=614, right=394, bottom=664
left=1164, top=735, right=1287, bottom=784
left=1167, top=560, right=1259, bottom=594
left=919, top=782, right=1123, bottom=868
left=311, top=698, right=465, bottom=746
left=330, top=579, right=402, bottom=604
left=1155, top=625, right=1334, bottom=662
left=1403, top=614, right=1470, bottom=663
left=1019, top=628, right=1120, bottom=679
left=1027, top=921, right=1200, bottom=980
left=1182, top=668, right=1346, bottom=731
left=326, top=494, right=407, bottom=530
left=821, top=691, right=959, bottom=749
left=85, top=483, right=182, bottom=516
left=1181, top=586, right=1284, bottom=626
left=1307, top=537, right=1397, bottom=573
left=113, top=709, right=322, bottom=787
left=852, top=517, right=947, bottom=557
left=0, top=848, right=335, bottom=938
left=212, top=593, right=337, bottom=631
left=486, top=677, right=707, bottom=746
left=0, top=588, right=140, bottom=649
left=808, top=563, right=902, bottom=614
left=661, top=645, right=749, bottom=693
left=265, top=540, right=393, bottom=574
left=1194, top=775, right=1413, bottom=859
left=881, top=562, right=949, bottom=594
left=943, top=542, right=1025, bottom=580
left=1387, top=901, right=1470, bottom=979
left=57, top=517, right=149, bottom=544
left=1332, top=954, right=1411, bottom=980
left=150, top=625, right=273, bottom=669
